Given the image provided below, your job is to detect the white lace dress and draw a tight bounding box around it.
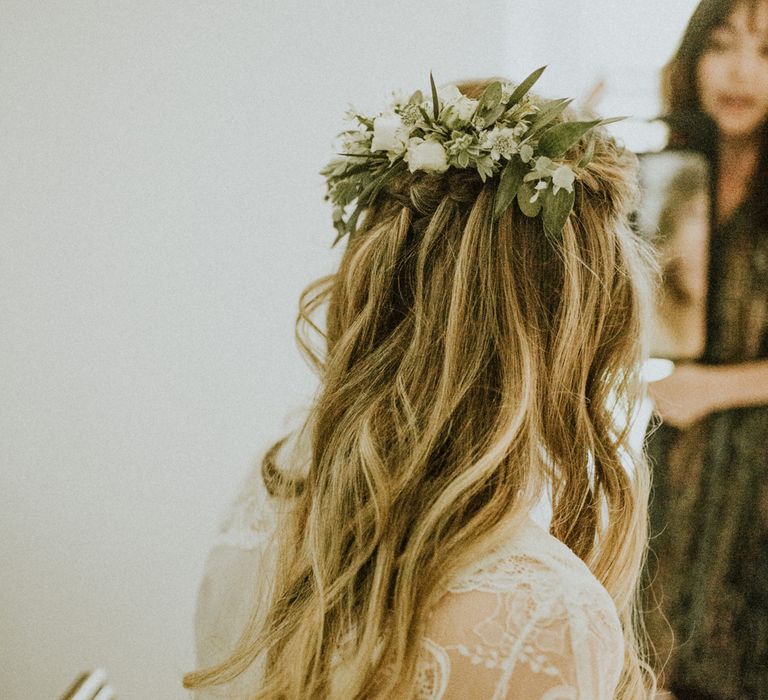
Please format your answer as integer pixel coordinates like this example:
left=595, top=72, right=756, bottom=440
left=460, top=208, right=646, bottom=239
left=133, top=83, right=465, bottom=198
left=193, top=462, right=625, bottom=700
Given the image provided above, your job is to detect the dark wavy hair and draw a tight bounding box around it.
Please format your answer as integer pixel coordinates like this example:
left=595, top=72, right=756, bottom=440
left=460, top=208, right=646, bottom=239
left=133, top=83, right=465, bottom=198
left=662, top=0, right=768, bottom=225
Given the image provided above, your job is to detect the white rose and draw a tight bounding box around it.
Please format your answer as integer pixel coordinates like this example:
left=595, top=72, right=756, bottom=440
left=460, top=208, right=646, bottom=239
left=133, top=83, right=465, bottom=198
left=405, top=138, right=449, bottom=174
left=444, top=96, right=479, bottom=128
left=454, top=96, right=478, bottom=120
left=371, top=114, right=409, bottom=153
left=437, top=84, right=463, bottom=104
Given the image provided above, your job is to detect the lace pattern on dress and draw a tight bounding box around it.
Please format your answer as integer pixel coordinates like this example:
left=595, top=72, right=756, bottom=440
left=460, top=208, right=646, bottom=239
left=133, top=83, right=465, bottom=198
left=409, top=526, right=625, bottom=699
left=201, top=463, right=624, bottom=700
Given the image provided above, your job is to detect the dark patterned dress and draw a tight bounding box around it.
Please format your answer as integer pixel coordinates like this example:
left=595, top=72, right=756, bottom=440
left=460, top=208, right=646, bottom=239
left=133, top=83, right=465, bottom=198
left=643, top=202, right=768, bottom=699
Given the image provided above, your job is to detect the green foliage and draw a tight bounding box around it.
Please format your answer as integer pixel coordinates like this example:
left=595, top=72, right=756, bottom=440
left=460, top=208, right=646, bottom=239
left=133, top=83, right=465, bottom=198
left=321, top=69, right=623, bottom=244
left=493, top=159, right=527, bottom=220
left=541, top=185, right=576, bottom=238
left=538, top=116, right=625, bottom=158
left=525, top=98, right=573, bottom=140
left=517, top=181, right=543, bottom=217
left=506, top=65, right=546, bottom=106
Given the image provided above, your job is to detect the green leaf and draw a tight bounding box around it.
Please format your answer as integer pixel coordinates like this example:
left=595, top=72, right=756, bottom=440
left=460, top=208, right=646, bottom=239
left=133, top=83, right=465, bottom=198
left=536, top=119, right=601, bottom=158
left=506, top=66, right=546, bottom=106
left=477, top=81, right=503, bottom=114
left=537, top=116, right=627, bottom=158
left=596, top=116, right=628, bottom=127
left=332, top=225, right=346, bottom=248
left=525, top=98, right=573, bottom=139
left=493, top=159, right=527, bottom=220
left=356, top=115, right=374, bottom=129
left=323, top=161, right=371, bottom=181
left=517, top=181, right=542, bottom=217
left=329, top=160, right=407, bottom=247
left=334, top=152, right=386, bottom=160
left=430, top=72, right=440, bottom=120
left=483, top=103, right=507, bottom=128
left=541, top=185, right=576, bottom=238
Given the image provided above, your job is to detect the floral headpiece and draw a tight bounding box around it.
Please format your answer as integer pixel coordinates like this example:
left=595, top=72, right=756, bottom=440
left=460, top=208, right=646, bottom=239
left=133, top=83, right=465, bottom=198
left=320, top=67, right=622, bottom=247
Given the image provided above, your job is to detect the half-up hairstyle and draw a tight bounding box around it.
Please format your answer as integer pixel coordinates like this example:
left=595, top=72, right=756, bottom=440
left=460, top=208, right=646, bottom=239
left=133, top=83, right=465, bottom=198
left=184, top=77, right=658, bottom=699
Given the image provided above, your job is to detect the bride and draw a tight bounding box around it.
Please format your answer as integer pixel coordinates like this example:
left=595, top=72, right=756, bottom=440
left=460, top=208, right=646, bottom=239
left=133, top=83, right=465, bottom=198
left=184, top=69, right=658, bottom=699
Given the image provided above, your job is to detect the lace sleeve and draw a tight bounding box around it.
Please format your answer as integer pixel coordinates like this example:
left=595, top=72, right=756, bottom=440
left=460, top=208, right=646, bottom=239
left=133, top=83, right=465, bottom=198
left=193, top=465, right=281, bottom=698
left=409, top=556, right=624, bottom=700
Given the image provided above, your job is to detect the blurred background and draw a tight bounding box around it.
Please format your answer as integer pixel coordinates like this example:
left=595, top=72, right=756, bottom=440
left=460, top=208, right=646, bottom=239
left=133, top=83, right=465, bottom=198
left=1, top=1, right=700, bottom=697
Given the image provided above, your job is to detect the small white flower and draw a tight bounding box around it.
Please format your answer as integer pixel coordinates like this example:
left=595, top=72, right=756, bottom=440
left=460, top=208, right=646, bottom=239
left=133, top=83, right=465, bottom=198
left=399, top=102, right=423, bottom=128
left=519, top=144, right=534, bottom=163
left=404, top=138, right=449, bottom=174
left=471, top=115, right=486, bottom=130
left=551, top=164, right=576, bottom=194
left=484, top=126, right=519, bottom=161
left=371, top=114, right=410, bottom=153
left=530, top=180, right=549, bottom=204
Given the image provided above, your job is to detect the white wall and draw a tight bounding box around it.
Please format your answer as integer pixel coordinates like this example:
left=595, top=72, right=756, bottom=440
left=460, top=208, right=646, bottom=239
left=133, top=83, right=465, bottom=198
left=0, top=2, right=699, bottom=698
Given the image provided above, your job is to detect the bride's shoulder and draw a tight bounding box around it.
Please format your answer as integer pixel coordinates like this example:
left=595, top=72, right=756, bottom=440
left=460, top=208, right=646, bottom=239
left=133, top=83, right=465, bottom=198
left=445, top=516, right=619, bottom=619
left=415, top=518, right=626, bottom=699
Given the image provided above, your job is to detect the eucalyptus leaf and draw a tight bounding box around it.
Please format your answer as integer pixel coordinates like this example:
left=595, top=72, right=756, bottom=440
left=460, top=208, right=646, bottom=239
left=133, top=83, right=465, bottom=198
left=477, top=81, right=503, bottom=114
left=324, top=162, right=371, bottom=182
left=334, top=152, right=386, bottom=160
left=536, top=119, right=602, bottom=158
left=537, top=116, right=627, bottom=158
left=493, top=159, right=527, bottom=220
left=541, top=186, right=576, bottom=238
left=596, top=116, right=627, bottom=127
left=525, top=98, right=573, bottom=139
left=517, top=181, right=542, bottom=217
left=483, top=103, right=507, bottom=129
left=430, top=72, right=440, bottom=120
left=506, top=66, right=546, bottom=106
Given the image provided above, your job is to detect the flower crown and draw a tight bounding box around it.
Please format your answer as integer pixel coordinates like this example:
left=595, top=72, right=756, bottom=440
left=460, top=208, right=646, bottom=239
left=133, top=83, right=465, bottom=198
left=320, top=67, right=623, bottom=247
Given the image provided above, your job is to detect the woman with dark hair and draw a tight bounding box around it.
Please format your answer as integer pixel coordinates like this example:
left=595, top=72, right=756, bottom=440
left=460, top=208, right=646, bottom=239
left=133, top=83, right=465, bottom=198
left=643, top=1, right=768, bottom=697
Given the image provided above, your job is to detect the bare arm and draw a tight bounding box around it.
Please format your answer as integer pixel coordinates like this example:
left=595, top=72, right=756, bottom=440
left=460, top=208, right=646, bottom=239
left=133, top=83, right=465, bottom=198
left=649, top=359, right=768, bottom=429
left=708, top=358, right=768, bottom=411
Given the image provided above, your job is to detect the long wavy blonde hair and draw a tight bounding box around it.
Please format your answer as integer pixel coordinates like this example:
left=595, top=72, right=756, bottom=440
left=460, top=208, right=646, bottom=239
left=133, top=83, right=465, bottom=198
left=184, top=78, right=658, bottom=699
